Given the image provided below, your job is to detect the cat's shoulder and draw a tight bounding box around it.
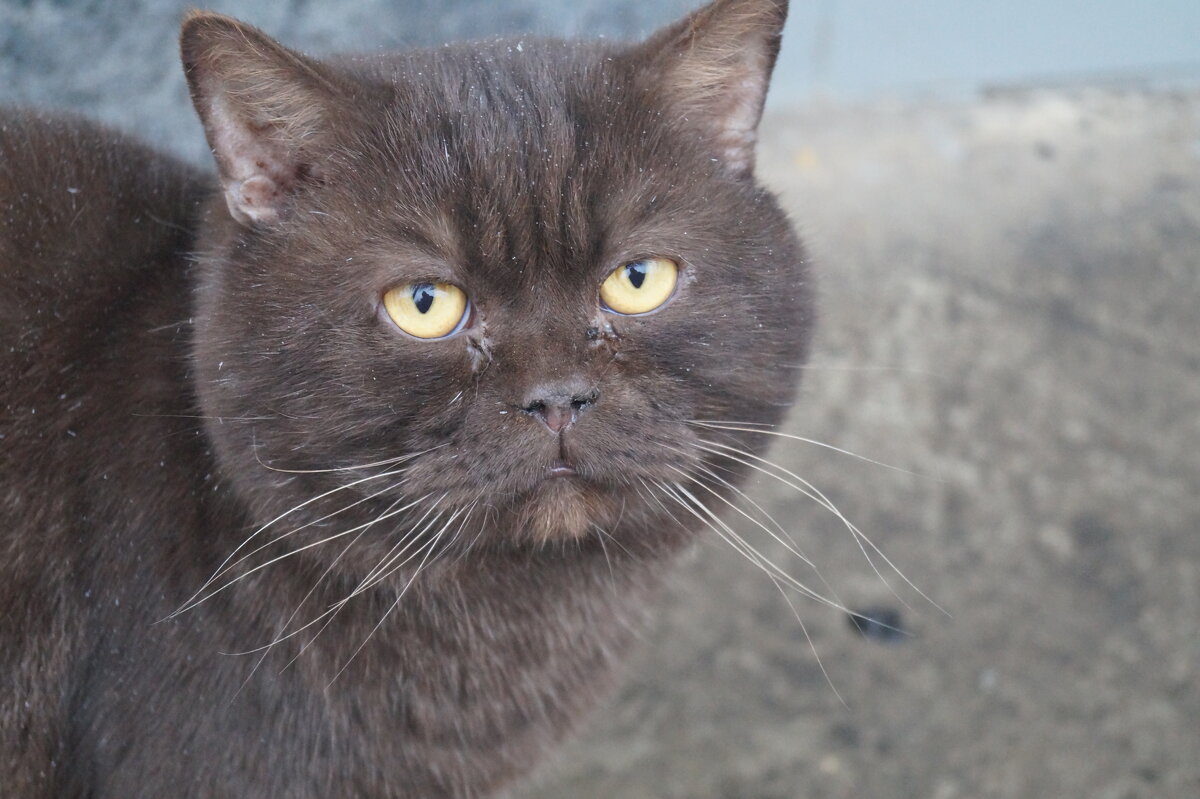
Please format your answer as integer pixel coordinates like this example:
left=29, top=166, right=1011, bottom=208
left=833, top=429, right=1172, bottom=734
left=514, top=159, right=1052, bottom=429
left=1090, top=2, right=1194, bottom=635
left=0, top=109, right=207, bottom=361
left=0, top=108, right=206, bottom=275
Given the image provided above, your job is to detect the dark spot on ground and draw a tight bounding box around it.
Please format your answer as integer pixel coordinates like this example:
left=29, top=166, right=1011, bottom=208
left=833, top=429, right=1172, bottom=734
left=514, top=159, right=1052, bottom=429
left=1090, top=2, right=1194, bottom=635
left=847, top=606, right=908, bottom=643
left=1136, top=765, right=1159, bottom=783
left=1070, top=512, right=1116, bottom=551
left=829, top=721, right=860, bottom=748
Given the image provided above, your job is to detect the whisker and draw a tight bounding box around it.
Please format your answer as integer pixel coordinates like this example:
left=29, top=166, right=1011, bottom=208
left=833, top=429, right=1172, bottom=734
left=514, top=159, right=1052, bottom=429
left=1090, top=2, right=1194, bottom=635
left=693, top=438, right=914, bottom=613
left=590, top=524, right=617, bottom=586
left=253, top=452, right=414, bottom=475
left=178, top=492, right=432, bottom=616
left=249, top=441, right=447, bottom=475
left=349, top=520, right=442, bottom=599
left=210, top=476, right=414, bottom=588
left=169, top=464, right=417, bottom=619
left=222, top=603, right=345, bottom=658
left=443, top=501, right=477, bottom=551
left=444, top=490, right=498, bottom=567
left=282, top=502, right=477, bottom=670
left=330, top=525, right=447, bottom=686
left=362, top=503, right=473, bottom=592
left=664, top=457, right=817, bottom=570
left=660, top=455, right=909, bottom=638
left=766, top=569, right=848, bottom=707
left=648, top=479, right=851, bottom=700
left=350, top=497, right=448, bottom=596
left=634, top=477, right=696, bottom=541
left=234, top=492, right=417, bottom=679
left=222, top=494, right=442, bottom=657
left=693, top=438, right=947, bottom=616
left=689, top=420, right=934, bottom=480
left=691, top=460, right=861, bottom=617
left=658, top=479, right=850, bottom=614
left=777, top=362, right=946, bottom=378
left=665, top=460, right=856, bottom=612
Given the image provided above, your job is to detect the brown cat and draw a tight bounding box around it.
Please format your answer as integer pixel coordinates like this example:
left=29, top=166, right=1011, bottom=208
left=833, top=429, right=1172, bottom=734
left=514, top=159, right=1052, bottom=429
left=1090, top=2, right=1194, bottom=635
left=0, top=0, right=811, bottom=796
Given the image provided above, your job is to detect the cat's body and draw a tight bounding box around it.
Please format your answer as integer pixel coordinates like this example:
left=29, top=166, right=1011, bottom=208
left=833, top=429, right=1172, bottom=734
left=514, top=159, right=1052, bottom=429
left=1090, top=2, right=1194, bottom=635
left=0, top=2, right=810, bottom=797
left=3, top=116, right=666, bottom=796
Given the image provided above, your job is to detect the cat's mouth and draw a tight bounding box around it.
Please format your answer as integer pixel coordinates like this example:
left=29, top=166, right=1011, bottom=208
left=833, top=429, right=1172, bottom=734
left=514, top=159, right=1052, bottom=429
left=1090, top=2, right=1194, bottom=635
left=545, top=459, right=578, bottom=479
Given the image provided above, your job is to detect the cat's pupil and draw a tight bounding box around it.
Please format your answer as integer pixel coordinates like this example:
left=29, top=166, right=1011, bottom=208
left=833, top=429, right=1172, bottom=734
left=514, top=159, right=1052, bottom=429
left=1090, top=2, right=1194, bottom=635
left=627, top=263, right=647, bottom=289
left=413, top=285, right=435, bottom=314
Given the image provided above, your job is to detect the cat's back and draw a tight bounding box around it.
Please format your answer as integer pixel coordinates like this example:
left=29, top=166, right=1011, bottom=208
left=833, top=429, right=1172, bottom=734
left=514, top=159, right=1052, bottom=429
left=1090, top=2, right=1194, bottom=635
left=0, top=111, right=207, bottom=558
left=0, top=109, right=207, bottom=584
left=0, top=110, right=204, bottom=381
left=0, top=111, right=211, bottom=796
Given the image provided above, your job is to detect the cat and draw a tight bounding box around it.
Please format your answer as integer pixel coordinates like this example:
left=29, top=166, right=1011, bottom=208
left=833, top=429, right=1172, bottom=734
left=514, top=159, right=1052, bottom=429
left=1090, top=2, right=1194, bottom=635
left=0, top=0, right=811, bottom=796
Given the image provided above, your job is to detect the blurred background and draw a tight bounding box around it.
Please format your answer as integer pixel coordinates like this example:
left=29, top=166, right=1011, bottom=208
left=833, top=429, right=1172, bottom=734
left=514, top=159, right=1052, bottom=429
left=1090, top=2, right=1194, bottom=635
left=3, top=1, right=1198, bottom=797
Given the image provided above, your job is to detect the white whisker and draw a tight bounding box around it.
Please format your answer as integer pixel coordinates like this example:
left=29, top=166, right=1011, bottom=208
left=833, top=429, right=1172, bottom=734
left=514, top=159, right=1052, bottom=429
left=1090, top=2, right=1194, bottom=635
left=766, top=569, right=848, bottom=707
left=658, top=479, right=848, bottom=614
left=330, top=522, right=448, bottom=686
left=351, top=497, right=448, bottom=596
left=222, top=493, right=442, bottom=657
left=179, top=492, right=433, bottom=616
left=285, top=501, right=476, bottom=668
left=689, top=420, right=934, bottom=480
left=648, top=479, right=846, bottom=699
left=253, top=452, right=416, bottom=475
left=211, top=476, right=413, bottom=588
left=170, top=464, right=417, bottom=619
left=232, top=492, right=419, bottom=677
left=665, top=459, right=817, bottom=571
left=694, top=438, right=914, bottom=612
left=693, top=438, right=947, bottom=616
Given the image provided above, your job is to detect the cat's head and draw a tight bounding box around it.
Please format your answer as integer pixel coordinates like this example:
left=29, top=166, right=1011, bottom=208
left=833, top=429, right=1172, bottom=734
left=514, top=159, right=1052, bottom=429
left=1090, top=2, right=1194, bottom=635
left=182, top=0, right=811, bottom=557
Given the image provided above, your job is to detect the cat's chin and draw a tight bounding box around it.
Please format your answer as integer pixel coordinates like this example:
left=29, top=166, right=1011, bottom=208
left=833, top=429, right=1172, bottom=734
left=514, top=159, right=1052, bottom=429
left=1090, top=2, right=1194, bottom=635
left=513, top=476, right=611, bottom=544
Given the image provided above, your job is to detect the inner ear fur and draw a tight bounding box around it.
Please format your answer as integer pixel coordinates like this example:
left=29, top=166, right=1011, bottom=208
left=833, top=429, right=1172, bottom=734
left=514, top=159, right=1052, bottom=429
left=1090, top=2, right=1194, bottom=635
left=638, top=0, right=788, bottom=177
left=180, top=12, right=348, bottom=225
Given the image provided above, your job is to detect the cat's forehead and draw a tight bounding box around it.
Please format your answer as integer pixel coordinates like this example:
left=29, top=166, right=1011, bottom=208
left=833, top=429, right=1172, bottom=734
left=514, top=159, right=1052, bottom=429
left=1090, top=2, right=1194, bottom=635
left=348, top=39, right=672, bottom=186
left=330, top=42, right=696, bottom=290
left=373, top=38, right=618, bottom=111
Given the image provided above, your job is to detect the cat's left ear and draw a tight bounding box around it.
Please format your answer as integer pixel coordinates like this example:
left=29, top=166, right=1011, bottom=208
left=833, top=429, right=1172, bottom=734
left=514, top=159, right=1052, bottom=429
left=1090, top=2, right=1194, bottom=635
left=180, top=12, right=351, bottom=225
left=636, top=0, right=787, bottom=177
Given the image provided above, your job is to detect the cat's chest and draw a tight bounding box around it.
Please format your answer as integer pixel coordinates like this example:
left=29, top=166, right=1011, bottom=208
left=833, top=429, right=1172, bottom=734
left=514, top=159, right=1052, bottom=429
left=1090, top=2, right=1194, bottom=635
left=90, top=552, right=659, bottom=798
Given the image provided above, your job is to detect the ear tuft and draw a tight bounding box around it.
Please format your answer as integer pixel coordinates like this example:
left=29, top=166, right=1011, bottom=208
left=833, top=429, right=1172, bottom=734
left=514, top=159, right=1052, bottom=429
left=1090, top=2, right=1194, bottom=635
left=180, top=12, right=342, bottom=225
left=641, top=0, right=788, bottom=176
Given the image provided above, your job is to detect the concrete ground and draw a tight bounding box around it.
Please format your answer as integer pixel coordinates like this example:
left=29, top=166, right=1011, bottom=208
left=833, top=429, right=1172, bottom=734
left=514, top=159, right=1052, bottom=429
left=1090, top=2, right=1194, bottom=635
left=522, top=91, right=1200, bottom=798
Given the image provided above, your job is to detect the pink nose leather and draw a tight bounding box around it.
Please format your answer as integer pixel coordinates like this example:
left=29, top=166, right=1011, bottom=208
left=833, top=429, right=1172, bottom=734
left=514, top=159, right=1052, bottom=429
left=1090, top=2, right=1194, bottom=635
left=521, top=385, right=598, bottom=434
left=535, top=402, right=575, bottom=433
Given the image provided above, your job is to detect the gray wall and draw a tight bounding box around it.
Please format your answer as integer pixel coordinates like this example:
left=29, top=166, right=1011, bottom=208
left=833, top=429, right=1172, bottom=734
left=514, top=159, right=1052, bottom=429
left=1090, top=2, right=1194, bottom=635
left=775, top=0, right=1200, bottom=102
left=4, top=0, right=1198, bottom=158
left=0, top=0, right=694, bottom=162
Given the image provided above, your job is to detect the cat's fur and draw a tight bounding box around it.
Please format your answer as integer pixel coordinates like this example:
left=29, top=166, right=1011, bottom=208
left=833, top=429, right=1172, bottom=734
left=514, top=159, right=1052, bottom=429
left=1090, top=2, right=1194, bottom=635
left=0, top=1, right=811, bottom=796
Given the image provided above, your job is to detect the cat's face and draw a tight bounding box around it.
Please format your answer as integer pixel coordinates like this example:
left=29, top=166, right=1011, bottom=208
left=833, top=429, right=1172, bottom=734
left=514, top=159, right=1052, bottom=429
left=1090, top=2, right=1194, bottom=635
left=185, top=0, right=811, bottom=557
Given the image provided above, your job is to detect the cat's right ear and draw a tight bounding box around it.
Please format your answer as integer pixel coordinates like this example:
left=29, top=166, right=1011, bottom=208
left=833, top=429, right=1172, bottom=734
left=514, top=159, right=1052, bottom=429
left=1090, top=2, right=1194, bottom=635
left=180, top=12, right=346, bottom=226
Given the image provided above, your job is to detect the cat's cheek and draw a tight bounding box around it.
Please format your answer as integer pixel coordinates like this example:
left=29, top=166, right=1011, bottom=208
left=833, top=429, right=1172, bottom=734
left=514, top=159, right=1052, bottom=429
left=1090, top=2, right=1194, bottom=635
left=357, top=320, right=477, bottom=416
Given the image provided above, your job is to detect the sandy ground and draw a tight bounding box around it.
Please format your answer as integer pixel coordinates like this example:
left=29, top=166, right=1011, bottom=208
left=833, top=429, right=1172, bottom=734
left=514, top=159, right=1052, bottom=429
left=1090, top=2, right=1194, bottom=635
left=521, top=91, right=1200, bottom=798
left=3, top=4, right=1199, bottom=796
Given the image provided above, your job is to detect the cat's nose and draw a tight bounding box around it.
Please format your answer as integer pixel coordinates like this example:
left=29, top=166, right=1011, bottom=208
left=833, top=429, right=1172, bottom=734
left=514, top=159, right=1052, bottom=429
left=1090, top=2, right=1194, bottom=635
left=521, top=384, right=599, bottom=434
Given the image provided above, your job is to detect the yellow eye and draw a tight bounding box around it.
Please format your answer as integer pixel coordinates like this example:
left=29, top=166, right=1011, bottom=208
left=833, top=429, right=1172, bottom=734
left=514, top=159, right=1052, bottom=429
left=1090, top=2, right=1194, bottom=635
left=382, top=282, right=470, bottom=339
left=599, top=257, right=679, bottom=315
